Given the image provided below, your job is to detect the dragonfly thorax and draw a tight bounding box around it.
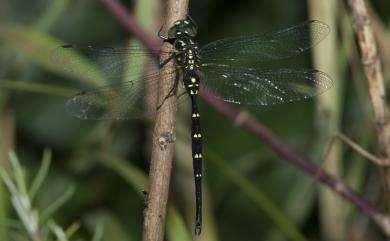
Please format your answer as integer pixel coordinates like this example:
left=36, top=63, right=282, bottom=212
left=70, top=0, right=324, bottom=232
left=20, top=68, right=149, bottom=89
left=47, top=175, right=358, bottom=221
left=168, top=18, right=198, bottom=39
left=171, top=31, right=201, bottom=98
left=173, top=35, right=201, bottom=70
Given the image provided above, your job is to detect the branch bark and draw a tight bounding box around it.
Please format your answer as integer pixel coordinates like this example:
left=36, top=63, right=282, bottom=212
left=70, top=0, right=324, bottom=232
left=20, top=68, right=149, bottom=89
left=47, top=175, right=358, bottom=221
left=365, top=1, right=390, bottom=80
left=140, top=1, right=188, bottom=241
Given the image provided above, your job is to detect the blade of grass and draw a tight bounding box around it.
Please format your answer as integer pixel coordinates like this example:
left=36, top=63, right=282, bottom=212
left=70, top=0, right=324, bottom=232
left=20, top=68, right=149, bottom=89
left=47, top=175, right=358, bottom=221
left=0, top=80, right=75, bottom=97
left=48, top=220, right=68, bottom=241
left=29, top=149, right=52, bottom=200
left=63, top=222, right=81, bottom=241
left=8, top=151, right=28, bottom=197
left=91, top=218, right=104, bottom=241
left=40, top=185, right=75, bottom=222
left=0, top=152, right=39, bottom=239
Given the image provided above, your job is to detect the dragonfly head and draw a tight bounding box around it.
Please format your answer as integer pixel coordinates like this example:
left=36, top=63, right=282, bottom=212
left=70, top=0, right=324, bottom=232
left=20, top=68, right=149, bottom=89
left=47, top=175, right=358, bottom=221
left=168, top=17, right=198, bottom=39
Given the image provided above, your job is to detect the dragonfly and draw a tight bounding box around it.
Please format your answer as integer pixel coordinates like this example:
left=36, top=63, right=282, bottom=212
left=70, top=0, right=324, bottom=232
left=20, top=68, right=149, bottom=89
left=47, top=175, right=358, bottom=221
left=55, top=17, right=333, bottom=235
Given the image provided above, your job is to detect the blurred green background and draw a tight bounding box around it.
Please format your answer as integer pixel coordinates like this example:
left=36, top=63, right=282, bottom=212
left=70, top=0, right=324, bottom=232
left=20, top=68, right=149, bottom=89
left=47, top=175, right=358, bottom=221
left=1, top=0, right=390, bottom=240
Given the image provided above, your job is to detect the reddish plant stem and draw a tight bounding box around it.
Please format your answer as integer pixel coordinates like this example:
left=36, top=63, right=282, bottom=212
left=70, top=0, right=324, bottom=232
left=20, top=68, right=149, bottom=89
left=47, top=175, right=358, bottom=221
left=101, top=0, right=390, bottom=235
left=101, top=0, right=160, bottom=54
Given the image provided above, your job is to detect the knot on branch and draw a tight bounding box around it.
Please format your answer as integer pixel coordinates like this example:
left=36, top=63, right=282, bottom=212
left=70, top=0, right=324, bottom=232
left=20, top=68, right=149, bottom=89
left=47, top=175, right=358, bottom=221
left=374, top=117, right=390, bottom=130
left=353, top=14, right=371, bottom=28
left=361, top=52, right=379, bottom=66
left=158, top=131, right=176, bottom=151
left=234, top=111, right=250, bottom=127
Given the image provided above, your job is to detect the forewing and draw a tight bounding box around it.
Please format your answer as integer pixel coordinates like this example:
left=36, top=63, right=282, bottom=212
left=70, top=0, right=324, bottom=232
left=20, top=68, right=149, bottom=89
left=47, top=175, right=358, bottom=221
left=201, top=20, right=330, bottom=63
left=52, top=44, right=164, bottom=86
left=200, top=64, right=333, bottom=105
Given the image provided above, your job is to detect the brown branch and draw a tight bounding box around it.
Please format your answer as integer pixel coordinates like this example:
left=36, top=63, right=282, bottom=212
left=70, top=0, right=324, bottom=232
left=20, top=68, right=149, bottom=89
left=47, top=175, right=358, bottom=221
left=346, top=0, right=390, bottom=207
left=102, top=0, right=390, bottom=236
left=137, top=1, right=188, bottom=241
left=365, top=1, right=390, bottom=80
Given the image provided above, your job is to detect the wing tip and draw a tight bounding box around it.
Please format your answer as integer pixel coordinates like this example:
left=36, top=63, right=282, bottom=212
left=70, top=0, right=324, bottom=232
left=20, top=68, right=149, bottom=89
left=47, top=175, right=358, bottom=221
left=307, top=19, right=331, bottom=37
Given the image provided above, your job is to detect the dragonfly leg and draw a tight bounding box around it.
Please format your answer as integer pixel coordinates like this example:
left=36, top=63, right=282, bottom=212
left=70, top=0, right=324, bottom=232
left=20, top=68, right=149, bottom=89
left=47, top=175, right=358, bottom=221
left=159, top=53, right=176, bottom=68
left=156, top=70, right=179, bottom=111
left=158, top=25, right=169, bottom=40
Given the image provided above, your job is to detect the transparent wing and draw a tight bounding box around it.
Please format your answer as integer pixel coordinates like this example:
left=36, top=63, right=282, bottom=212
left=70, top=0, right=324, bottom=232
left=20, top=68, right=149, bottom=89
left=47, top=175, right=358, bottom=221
left=200, top=64, right=333, bottom=105
left=201, top=20, right=330, bottom=63
left=65, top=69, right=178, bottom=120
left=52, top=44, right=165, bottom=86
left=53, top=43, right=178, bottom=120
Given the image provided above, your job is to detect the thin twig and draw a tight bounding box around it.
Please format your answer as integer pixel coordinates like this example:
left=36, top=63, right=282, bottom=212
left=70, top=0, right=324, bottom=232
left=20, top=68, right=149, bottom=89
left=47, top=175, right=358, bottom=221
left=322, top=133, right=386, bottom=166
left=102, top=0, right=390, bottom=236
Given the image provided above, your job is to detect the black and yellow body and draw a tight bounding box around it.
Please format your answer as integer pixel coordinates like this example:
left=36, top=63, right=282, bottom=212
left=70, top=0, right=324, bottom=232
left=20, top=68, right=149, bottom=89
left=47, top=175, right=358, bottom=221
left=166, top=18, right=203, bottom=235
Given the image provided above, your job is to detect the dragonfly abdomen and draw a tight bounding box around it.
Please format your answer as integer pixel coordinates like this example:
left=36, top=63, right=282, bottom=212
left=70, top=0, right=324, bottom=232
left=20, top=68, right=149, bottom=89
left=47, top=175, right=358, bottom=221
left=181, top=54, right=203, bottom=235
left=190, top=93, right=203, bottom=235
left=186, top=71, right=202, bottom=235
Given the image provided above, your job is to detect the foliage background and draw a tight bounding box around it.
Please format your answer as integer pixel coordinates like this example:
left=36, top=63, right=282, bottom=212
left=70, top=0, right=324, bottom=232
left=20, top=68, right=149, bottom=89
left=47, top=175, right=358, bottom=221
left=1, top=0, right=390, bottom=241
